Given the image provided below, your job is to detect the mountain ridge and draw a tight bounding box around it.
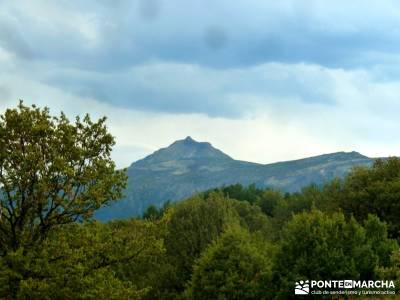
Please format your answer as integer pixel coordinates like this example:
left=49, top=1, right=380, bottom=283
left=96, top=137, right=374, bottom=220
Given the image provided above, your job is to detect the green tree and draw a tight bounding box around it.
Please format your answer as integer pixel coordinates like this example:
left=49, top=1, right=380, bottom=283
left=256, top=189, right=284, bottom=217
left=142, top=200, right=171, bottom=220
left=186, top=226, right=273, bottom=300
left=363, top=214, right=398, bottom=267
left=142, top=205, right=161, bottom=220
left=0, top=219, right=164, bottom=299
left=338, top=158, right=400, bottom=239
left=205, top=184, right=264, bottom=204
left=273, top=185, right=323, bottom=222
left=230, top=199, right=272, bottom=236
left=0, top=102, right=126, bottom=295
left=0, top=102, right=126, bottom=253
left=163, top=192, right=239, bottom=295
left=273, top=210, right=397, bottom=299
left=376, top=250, right=400, bottom=294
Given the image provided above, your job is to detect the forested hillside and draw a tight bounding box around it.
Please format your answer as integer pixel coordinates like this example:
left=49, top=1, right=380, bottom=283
left=0, top=104, right=399, bottom=299
left=96, top=136, right=373, bottom=220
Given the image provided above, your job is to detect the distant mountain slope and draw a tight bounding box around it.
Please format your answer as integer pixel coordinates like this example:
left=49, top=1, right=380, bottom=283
left=96, top=137, right=373, bottom=220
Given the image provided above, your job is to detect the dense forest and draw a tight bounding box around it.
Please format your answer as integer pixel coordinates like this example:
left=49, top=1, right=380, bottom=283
left=0, top=103, right=399, bottom=299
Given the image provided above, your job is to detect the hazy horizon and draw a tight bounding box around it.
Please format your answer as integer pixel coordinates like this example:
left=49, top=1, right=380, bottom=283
left=122, top=135, right=381, bottom=170
left=1, top=1, right=400, bottom=168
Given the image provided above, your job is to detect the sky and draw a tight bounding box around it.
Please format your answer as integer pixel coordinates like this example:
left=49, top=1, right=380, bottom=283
left=1, top=0, right=400, bottom=168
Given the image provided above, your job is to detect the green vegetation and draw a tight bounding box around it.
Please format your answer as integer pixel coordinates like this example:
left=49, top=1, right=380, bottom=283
left=186, top=227, right=273, bottom=300
left=97, top=137, right=373, bottom=220
left=273, top=212, right=397, bottom=299
left=0, top=103, right=399, bottom=299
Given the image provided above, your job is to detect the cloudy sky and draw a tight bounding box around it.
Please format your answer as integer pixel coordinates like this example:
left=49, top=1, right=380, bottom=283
left=1, top=0, right=400, bottom=168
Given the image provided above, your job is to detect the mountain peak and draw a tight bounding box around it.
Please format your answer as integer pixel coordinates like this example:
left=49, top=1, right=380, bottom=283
left=184, top=136, right=194, bottom=142
left=167, top=137, right=232, bottom=160
left=133, top=137, right=232, bottom=167
left=322, top=151, right=368, bottom=160
left=172, top=136, right=201, bottom=146
left=102, top=140, right=375, bottom=220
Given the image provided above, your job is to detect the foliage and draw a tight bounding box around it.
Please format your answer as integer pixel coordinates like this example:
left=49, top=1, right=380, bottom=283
left=206, top=183, right=264, bottom=204
left=142, top=200, right=171, bottom=220
left=0, top=220, right=164, bottom=299
left=273, top=184, right=327, bottom=221
left=272, top=210, right=397, bottom=299
left=186, top=226, right=274, bottom=300
left=1, top=103, right=399, bottom=299
left=376, top=250, right=400, bottom=293
left=363, top=214, right=398, bottom=267
left=163, top=192, right=239, bottom=295
left=337, top=158, right=400, bottom=239
left=229, top=199, right=272, bottom=238
left=256, top=189, right=284, bottom=217
left=0, top=102, right=126, bottom=256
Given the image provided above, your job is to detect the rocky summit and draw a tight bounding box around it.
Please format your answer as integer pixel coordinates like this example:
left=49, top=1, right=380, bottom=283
left=96, top=137, right=373, bottom=220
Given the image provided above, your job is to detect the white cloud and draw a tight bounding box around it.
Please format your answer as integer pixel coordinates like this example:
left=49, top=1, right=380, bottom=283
left=1, top=0, right=400, bottom=167
left=1, top=58, right=400, bottom=168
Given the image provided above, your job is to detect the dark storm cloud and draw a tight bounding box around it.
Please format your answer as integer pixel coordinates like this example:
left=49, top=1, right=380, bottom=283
left=43, top=62, right=336, bottom=117
left=1, top=0, right=400, bottom=116
left=0, top=21, right=35, bottom=60
left=3, top=0, right=400, bottom=69
left=138, top=0, right=161, bottom=21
